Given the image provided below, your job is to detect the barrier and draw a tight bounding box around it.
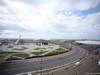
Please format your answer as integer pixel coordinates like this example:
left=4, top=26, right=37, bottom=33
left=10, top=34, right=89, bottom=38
left=0, top=54, right=11, bottom=64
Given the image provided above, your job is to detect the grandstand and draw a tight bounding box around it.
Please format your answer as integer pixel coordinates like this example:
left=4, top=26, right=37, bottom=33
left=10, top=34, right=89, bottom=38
left=75, top=41, right=100, bottom=55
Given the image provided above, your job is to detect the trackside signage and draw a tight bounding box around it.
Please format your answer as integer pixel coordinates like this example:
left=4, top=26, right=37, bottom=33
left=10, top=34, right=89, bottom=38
left=0, top=54, right=11, bottom=64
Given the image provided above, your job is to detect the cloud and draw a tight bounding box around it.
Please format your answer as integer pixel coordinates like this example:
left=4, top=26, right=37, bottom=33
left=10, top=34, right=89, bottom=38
left=60, top=0, right=100, bottom=10
left=0, top=0, right=100, bottom=39
left=0, top=0, right=7, bottom=6
left=11, top=0, right=100, bottom=10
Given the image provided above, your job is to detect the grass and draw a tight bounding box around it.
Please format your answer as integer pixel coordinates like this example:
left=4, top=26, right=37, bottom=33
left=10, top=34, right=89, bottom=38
left=42, top=48, right=47, bottom=49
left=0, top=51, right=21, bottom=54
left=48, top=47, right=53, bottom=49
left=31, top=51, right=47, bottom=56
left=8, top=45, right=13, bottom=48
left=34, top=47, right=41, bottom=50
left=72, top=43, right=80, bottom=46
left=60, top=45, right=69, bottom=49
left=18, top=49, right=24, bottom=50
left=13, top=48, right=18, bottom=50
left=0, top=51, right=29, bottom=57
left=13, top=46, right=27, bottom=50
left=56, top=48, right=65, bottom=50
left=13, top=53, right=29, bottom=57
left=13, top=48, right=24, bottom=50
left=45, top=48, right=65, bottom=56
left=22, top=46, right=28, bottom=49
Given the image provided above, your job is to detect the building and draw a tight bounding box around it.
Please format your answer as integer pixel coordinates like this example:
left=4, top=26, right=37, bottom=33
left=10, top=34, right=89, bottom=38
left=75, top=41, right=100, bottom=55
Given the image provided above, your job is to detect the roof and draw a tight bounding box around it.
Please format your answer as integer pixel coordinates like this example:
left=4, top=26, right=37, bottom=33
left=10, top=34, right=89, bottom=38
left=75, top=41, right=100, bottom=45
left=36, top=39, right=46, bottom=41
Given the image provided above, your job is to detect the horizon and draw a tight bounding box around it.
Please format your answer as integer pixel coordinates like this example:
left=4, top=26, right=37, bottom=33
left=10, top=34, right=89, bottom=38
left=0, top=38, right=100, bottom=40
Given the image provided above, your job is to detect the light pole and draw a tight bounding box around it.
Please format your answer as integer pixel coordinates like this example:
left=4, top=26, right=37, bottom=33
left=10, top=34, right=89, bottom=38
left=17, top=44, right=19, bottom=57
left=0, top=44, right=2, bottom=57
left=28, top=41, right=30, bottom=57
left=40, top=48, right=42, bottom=75
left=22, top=46, right=25, bottom=58
left=58, top=41, right=59, bottom=55
left=6, top=40, right=8, bottom=54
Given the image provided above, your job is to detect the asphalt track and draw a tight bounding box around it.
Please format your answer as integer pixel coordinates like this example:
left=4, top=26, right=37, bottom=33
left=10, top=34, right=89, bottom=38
left=0, top=46, right=86, bottom=75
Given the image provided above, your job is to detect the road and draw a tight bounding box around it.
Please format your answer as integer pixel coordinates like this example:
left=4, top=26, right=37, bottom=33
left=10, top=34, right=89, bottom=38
left=45, top=47, right=100, bottom=75
left=0, top=46, right=86, bottom=75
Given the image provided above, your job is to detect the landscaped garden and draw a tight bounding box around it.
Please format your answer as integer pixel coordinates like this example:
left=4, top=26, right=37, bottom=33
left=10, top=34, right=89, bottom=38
left=13, top=48, right=24, bottom=50
left=60, top=45, right=69, bottom=49
left=13, top=53, right=29, bottom=57
left=8, top=45, right=13, bottom=48
left=45, top=48, right=66, bottom=56
left=34, top=47, right=41, bottom=50
left=42, top=48, right=47, bottom=49
left=0, top=51, right=21, bottom=54
left=13, top=46, right=28, bottom=50
left=31, top=51, right=47, bottom=56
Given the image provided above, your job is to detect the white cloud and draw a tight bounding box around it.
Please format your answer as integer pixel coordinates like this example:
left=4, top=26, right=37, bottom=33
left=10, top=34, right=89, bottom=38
left=3, top=30, right=18, bottom=33
left=0, top=0, right=100, bottom=39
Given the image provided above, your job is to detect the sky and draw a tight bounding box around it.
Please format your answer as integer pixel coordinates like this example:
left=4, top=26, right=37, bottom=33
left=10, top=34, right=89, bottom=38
left=0, top=0, right=100, bottom=40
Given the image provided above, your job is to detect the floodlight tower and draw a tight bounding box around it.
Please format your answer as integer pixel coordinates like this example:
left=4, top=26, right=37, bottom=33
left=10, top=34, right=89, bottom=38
left=15, top=35, right=21, bottom=45
left=15, top=35, right=21, bottom=57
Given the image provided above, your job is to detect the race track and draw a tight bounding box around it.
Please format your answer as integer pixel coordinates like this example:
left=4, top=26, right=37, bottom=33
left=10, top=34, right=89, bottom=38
left=0, top=46, right=86, bottom=75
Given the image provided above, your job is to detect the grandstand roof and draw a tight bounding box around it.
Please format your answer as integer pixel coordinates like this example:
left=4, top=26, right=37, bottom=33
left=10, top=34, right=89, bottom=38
left=75, top=41, right=100, bottom=45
